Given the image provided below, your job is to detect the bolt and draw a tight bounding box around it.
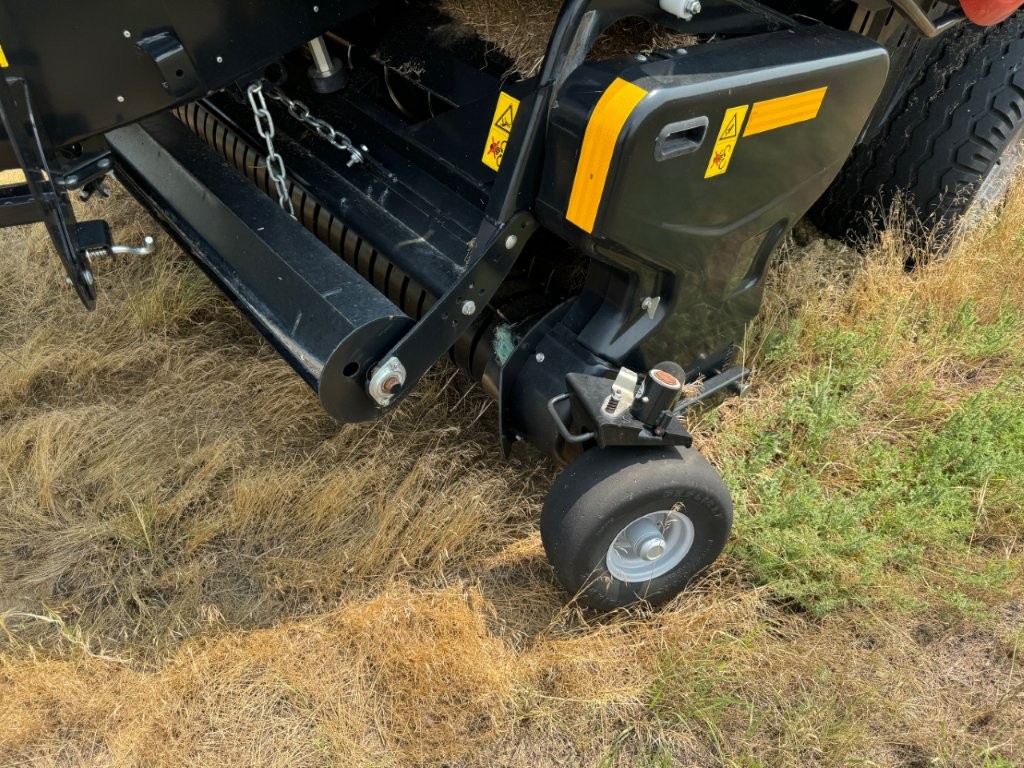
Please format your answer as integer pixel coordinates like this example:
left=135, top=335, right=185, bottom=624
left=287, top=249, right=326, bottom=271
left=116, top=95, right=125, bottom=103
left=461, top=300, right=476, bottom=316
left=605, top=391, right=621, bottom=414
left=635, top=54, right=648, bottom=62
left=505, top=234, right=518, bottom=250
left=313, top=4, right=320, bottom=10
left=535, top=352, right=545, bottom=363
left=98, top=157, right=111, bottom=170
left=63, top=175, right=78, bottom=187
left=216, top=56, right=224, bottom=64
left=685, top=0, right=702, bottom=13
left=122, top=30, right=131, bottom=39
left=369, top=357, right=407, bottom=406
left=641, top=295, right=661, bottom=319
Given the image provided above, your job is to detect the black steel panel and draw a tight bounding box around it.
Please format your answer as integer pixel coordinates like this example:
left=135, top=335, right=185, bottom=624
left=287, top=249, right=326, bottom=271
left=107, top=113, right=413, bottom=423
left=0, top=0, right=373, bottom=151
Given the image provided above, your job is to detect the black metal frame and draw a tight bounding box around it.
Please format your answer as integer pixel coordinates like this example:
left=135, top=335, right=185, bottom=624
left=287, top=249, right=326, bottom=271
left=0, top=0, right=889, bottom=464
left=0, top=75, right=101, bottom=308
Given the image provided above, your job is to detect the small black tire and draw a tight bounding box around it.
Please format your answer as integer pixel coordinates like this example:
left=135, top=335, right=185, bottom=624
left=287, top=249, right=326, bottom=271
left=540, top=445, right=732, bottom=610
left=812, top=14, right=1024, bottom=243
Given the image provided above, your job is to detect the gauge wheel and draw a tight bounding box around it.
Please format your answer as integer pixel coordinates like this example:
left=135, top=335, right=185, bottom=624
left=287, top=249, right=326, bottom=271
left=540, top=445, right=732, bottom=610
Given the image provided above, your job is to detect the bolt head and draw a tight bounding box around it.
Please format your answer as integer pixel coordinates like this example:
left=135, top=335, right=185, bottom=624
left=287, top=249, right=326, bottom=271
left=535, top=352, right=545, bottom=363
left=122, top=30, right=131, bottom=39
left=461, top=300, right=476, bottom=316
left=687, top=0, right=702, bottom=12
left=216, top=56, right=224, bottom=64
left=504, top=234, right=518, bottom=250
left=116, top=95, right=125, bottom=103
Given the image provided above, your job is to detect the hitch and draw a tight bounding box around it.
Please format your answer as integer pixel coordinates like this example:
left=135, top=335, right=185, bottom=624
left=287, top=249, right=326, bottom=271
left=674, top=365, right=750, bottom=416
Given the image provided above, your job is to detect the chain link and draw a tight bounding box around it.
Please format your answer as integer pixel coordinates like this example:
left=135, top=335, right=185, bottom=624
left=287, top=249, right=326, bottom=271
left=247, top=81, right=295, bottom=218
left=265, top=88, right=368, bottom=168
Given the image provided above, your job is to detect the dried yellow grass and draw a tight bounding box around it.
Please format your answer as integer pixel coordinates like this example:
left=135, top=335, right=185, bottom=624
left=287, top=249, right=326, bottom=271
left=0, top=181, right=1022, bottom=765
left=440, top=0, right=696, bottom=77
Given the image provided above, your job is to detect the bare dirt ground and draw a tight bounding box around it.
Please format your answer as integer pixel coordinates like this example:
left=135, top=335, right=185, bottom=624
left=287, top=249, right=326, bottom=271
left=1, top=177, right=1022, bottom=765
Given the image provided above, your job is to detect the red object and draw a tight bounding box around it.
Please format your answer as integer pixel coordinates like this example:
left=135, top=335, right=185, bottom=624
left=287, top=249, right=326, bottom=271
left=959, top=0, right=1022, bottom=25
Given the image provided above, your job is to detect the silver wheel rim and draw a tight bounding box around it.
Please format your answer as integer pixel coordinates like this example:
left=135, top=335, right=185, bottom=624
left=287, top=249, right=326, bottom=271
left=606, top=509, right=694, bottom=583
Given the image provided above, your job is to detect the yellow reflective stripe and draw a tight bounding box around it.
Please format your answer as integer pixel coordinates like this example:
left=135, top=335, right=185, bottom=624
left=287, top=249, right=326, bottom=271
left=566, top=78, right=648, bottom=234
left=743, top=87, right=827, bottom=137
left=0, top=45, right=8, bottom=69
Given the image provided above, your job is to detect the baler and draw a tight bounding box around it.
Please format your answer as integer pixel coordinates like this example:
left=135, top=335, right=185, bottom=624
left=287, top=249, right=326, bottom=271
left=0, top=0, right=1020, bottom=609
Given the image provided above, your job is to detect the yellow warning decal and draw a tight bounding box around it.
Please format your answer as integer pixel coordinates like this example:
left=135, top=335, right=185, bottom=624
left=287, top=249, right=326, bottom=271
left=482, top=91, right=521, bottom=171
left=566, top=78, right=648, bottom=234
left=0, top=44, right=8, bottom=69
left=744, top=87, right=827, bottom=137
left=704, top=105, right=749, bottom=179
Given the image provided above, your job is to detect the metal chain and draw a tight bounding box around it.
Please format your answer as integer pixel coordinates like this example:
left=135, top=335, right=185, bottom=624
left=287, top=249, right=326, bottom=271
left=265, top=88, right=367, bottom=168
left=246, top=81, right=295, bottom=218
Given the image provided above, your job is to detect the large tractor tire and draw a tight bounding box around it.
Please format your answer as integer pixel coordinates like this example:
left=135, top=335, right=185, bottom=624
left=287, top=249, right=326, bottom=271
left=812, top=12, right=1024, bottom=243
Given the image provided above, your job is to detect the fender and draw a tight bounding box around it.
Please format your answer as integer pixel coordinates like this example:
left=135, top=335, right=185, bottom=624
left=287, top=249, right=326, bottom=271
left=959, top=0, right=1022, bottom=25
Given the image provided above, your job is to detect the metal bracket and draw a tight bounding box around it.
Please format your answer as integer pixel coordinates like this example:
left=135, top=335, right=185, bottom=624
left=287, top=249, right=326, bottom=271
left=0, top=75, right=97, bottom=308
left=370, top=212, right=537, bottom=410
left=550, top=372, right=693, bottom=450
left=674, top=365, right=750, bottom=415
left=136, top=30, right=204, bottom=98
left=889, top=0, right=965, bottom=38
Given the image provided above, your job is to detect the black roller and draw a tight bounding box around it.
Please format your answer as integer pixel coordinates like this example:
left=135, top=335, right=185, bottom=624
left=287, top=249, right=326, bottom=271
left=108, top=114, right=414, bottom=423
left=176, top=101, right=561, bottom=392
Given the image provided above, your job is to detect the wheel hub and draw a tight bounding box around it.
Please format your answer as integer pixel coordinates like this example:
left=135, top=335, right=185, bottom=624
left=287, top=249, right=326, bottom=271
left=606, top=509, right=694, bottom=583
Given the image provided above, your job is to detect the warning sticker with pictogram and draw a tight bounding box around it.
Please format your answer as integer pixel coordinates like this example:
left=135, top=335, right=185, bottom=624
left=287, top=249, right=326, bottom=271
left=704, top=104, right=749, bottom=179
left=482, top=91, right=521, bottom=171
left=720, top=112, right=740, bottom=140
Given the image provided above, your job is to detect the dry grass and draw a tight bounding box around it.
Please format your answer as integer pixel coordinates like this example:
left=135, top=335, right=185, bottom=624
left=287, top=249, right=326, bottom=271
left=1, top=180, right=1023, bottom=765
left=440, top=0, right=696, bottom=77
